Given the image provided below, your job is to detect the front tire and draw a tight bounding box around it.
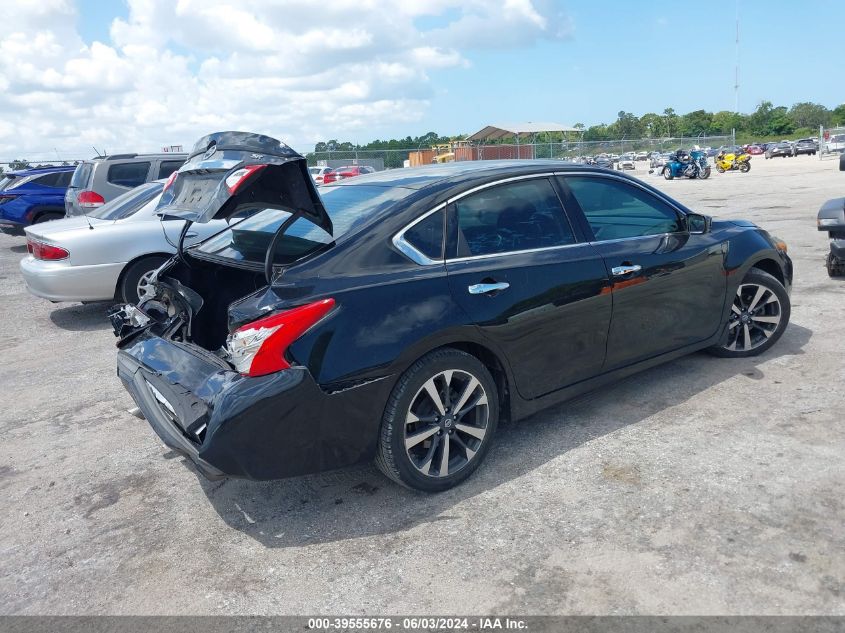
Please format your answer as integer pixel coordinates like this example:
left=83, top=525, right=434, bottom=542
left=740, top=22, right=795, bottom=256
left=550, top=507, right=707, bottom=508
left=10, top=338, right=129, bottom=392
left=376, top=348, right=499, bottom=492
left=119, top=255, right=170, bottom=304
left=740, top=162, right=751, bottom=173
left=827, top=253, right=845, bottom=277
left=708, top=269, right=790, bottom=358
left=699, top=167, right=711, bottom=179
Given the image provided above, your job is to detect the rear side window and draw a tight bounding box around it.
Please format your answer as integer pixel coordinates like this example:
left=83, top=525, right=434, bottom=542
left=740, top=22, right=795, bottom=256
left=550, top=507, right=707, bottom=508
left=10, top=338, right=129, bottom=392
left=453, top=178, right=575, bottom=258
left=33, top=172, right=70, bottom=188
left=404, top=209, right=444, bottom=260
left=88, top=182, right=163, bottom=220
left=107, top=162, right=151, bottom=188
left=70, top=163, right=94, bottom=188
left=564, top=176, right=683, bottom=241
left=157, top=160, right=183, bottom=179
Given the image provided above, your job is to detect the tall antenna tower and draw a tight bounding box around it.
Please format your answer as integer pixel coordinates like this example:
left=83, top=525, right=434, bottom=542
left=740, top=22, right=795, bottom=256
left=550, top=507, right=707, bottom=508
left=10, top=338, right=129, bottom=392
left=734, top=0, right=740, bottom=112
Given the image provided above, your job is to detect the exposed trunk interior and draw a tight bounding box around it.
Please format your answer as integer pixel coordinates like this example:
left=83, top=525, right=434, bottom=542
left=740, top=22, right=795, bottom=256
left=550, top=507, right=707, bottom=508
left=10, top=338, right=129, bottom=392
left=163, top=255, right=266, bottom=352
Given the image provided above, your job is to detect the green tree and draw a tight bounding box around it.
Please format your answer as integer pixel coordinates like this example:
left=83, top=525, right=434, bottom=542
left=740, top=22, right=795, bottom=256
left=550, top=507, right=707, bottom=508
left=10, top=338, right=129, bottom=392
left=678, top=110, right=713, bottom=137
left=788, top=102, right=830, bottom=130
left=639, top=113, right=664, bottom=138
left=710, top=110, right=742, bottom=135
left=829, top=104, right=845, bottom=126
left=663, top=108, right=678, bottom=137
left=9, top=159, right=30, bottom=170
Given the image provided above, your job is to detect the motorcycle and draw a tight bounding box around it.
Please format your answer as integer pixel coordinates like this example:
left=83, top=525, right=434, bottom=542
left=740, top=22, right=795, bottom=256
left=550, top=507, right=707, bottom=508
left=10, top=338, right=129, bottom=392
left=714, top=151, right=751, bottom=173
left=658, top=150, right=711, bottom=180
left=817, top=154, right=845, bottom=277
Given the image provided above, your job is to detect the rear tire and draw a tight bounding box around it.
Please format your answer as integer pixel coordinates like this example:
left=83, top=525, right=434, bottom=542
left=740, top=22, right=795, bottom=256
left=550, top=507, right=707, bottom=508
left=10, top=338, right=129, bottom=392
left=33, top=212, right=63, bottom=224
left=708, top=269, right=790, bottom=358
left=663, top=167, right=674, bottom=180
left=376, top=348, right=499, bottom=492
left=827, top=253, right=845, bottom=278
left=119, top=255, right=170, bottom=304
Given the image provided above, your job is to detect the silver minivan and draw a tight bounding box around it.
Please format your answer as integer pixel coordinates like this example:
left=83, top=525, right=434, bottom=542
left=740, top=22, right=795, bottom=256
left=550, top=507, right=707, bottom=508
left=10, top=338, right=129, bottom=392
left=65, top=153, right=186, bottom=216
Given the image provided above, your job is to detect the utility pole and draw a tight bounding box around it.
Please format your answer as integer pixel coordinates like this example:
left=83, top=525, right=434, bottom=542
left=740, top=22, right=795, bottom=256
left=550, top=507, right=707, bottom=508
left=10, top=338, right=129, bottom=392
left=734, top=0, right=740, bottom=113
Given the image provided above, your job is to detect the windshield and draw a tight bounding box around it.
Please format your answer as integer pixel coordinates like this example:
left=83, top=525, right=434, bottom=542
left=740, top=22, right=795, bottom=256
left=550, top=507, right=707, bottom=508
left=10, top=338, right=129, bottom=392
left=0, top=175, right=16, bottom=190
left=88, top=181, right=163, bottom=220
left=69, top=162, right=94, bottom=189
left=196, top=184, right=414, bottom=264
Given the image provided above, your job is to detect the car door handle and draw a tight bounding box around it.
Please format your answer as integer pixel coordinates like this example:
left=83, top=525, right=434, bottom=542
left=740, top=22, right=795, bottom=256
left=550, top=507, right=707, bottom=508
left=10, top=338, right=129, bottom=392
left=185, top=231, right=198, bottom=238
left=611, top=264, right=642, bottom=276
left=468, top=282, right=510, bottom=295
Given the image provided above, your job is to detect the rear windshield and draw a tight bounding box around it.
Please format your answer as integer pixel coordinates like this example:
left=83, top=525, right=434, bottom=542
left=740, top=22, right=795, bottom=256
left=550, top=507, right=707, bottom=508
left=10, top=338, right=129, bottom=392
left=0, top=175, right=17, bottom=190
left=195, top=184, right=413, bottom=264
left=70, top=163, right=94, bottom=189
left=88, top=182, right=163, bottom=220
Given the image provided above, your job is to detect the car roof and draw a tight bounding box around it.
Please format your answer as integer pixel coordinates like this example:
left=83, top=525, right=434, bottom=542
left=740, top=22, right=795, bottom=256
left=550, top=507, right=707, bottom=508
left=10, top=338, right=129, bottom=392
left=88, top=153, right=188, bottom=162
left=326, top=159, right=607, bottom=191
left=6, top=165, right=76, bottom=176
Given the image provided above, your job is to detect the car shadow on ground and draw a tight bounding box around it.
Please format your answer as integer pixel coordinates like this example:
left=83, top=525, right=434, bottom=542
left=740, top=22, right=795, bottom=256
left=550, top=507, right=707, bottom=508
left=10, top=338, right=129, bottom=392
left=8, top=244, right=27, bottom=254
left=189, top=323, right=812, bottom=548
left=49, top=302, right=113, bottom=331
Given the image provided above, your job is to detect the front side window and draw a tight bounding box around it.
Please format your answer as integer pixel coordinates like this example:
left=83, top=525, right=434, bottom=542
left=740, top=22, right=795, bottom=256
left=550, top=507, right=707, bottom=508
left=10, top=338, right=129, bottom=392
left=453, top=178, right=575, bottom=258
left=564, top=176, right=683, bottom=241
left=107, top=162, right=151, bottom=188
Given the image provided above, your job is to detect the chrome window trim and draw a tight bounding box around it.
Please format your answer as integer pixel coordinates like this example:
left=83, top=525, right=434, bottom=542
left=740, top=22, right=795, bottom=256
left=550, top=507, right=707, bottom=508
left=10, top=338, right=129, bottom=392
left=392, top=172, right=561, bottom=266
left=448, top=240, right=590, bottom=264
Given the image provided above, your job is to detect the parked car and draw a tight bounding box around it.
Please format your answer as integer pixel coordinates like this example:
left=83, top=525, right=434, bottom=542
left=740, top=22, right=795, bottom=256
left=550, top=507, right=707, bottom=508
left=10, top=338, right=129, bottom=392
left=21, top=181, right=225, bottom=304
left=635, top=152, right=648, bottom=161
left=745, top=145, right=764, bottom=155
left=322, top=165, right=376, bottom=184
left=765, top=142, right=794, bottom=159
left=65, top=153, right=186, bottom=217
left=616, top=155, right=636, bottom=170
left=309, top=166, right=334, bottom=185
left=0, top=165, right=76, bottom=234
left=824, top=134, right=845, bottom=154
left=793, top=138, right=818, bottom=156
left=110, top=131, right=793, bottom=492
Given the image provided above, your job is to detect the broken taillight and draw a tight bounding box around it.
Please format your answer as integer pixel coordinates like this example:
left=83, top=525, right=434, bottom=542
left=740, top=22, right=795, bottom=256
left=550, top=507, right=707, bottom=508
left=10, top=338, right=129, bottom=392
left=224, top=164, right=267, bottom=194
left=225, top=298, right=335, bottom=377
left=163, top=170, right=179, bottom=192
left=27, top=238, right=69, bottom=260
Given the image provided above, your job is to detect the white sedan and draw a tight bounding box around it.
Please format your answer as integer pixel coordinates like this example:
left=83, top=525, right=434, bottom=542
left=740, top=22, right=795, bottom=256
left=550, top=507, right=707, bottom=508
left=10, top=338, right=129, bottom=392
left=20, top=181, right=226, bottom=303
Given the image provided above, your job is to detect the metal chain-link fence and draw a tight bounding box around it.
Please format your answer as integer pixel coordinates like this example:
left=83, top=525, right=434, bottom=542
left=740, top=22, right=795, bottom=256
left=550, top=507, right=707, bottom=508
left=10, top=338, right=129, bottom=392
left=307, top=135, right=736, bottom=171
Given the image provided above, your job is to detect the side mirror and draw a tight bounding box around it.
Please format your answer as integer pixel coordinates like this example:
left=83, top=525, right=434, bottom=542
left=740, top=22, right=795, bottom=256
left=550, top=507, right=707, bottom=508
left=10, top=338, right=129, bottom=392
left=687, top=213, right=711, bottom=234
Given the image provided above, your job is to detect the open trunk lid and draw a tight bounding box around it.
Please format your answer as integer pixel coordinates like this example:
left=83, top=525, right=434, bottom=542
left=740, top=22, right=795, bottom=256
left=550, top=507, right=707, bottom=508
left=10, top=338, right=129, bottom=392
left=156, top=131, right=332, bottom=235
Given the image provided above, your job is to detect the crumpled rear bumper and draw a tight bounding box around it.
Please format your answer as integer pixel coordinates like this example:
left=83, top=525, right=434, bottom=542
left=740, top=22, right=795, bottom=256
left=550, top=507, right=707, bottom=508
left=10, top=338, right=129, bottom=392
left=116, top=331, right=390, bottom=480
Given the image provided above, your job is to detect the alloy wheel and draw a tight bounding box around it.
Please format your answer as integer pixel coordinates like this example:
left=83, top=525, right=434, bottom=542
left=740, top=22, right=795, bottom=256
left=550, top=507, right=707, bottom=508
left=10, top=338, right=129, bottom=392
left=723, top=282, right=782, bottom=352
left=404, top=369, right=489, bottom=478
left=136, top=270, right=156, bottom=302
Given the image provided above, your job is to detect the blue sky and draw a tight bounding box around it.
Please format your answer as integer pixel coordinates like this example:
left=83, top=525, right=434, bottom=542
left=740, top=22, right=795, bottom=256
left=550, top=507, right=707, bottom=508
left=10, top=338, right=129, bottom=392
left=2, top=0, right=843, bottom=158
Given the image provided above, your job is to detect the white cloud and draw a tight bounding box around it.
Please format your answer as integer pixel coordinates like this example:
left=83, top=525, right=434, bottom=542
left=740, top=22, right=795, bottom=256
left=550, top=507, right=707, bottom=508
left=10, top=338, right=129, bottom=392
left=0, top=0, right=571, bottom=160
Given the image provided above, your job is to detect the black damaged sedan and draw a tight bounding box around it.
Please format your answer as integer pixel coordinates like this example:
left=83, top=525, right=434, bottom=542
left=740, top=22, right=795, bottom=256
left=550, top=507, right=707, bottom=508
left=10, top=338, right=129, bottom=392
left=112, top=131, right=793, bottom=492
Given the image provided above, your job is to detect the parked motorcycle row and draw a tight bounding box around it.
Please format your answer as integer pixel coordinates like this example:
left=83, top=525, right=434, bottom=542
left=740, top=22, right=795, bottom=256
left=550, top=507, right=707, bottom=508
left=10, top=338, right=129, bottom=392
left=646, top=148, right=753, bottom=180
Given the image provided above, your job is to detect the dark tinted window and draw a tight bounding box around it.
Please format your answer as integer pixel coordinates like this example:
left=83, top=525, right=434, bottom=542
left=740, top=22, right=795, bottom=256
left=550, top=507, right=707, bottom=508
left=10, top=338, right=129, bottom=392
left=157, top=160, right=183, bottom=179
left=34, top=172, right=71, bottom=188
left=88, top=182, right=163, bottom=220
left=107, top=162, right=151, bottom=188
left=197, top=210, right=333, bottom=265
left=197, top=184, right=412, bottom=264
left=404, top=209, right=444, bottom=259
left=565, top=176, right=683, bottom=241
left=453, top=178, right=574, bottom=257
left=70, top=162, right=93, bottom=188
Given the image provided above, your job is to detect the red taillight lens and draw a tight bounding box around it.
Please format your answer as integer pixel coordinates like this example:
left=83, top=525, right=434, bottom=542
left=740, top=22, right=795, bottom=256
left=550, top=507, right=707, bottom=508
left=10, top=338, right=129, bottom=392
left=163, top=170, right=179, bottom=192
left=77, top=190, right=105, bottom=208
left=225, top=298, right=335, bottom=377
left=224, top=164, right=267, bottom=194
left=27, top=238, right=69, bottom=260
left=323, top=172, right=336, bottom=184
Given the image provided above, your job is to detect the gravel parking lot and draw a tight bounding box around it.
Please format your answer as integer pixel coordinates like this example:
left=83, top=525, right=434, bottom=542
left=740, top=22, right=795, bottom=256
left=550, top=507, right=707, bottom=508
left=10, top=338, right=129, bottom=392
left=1, top=155, right=843, bottom=615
